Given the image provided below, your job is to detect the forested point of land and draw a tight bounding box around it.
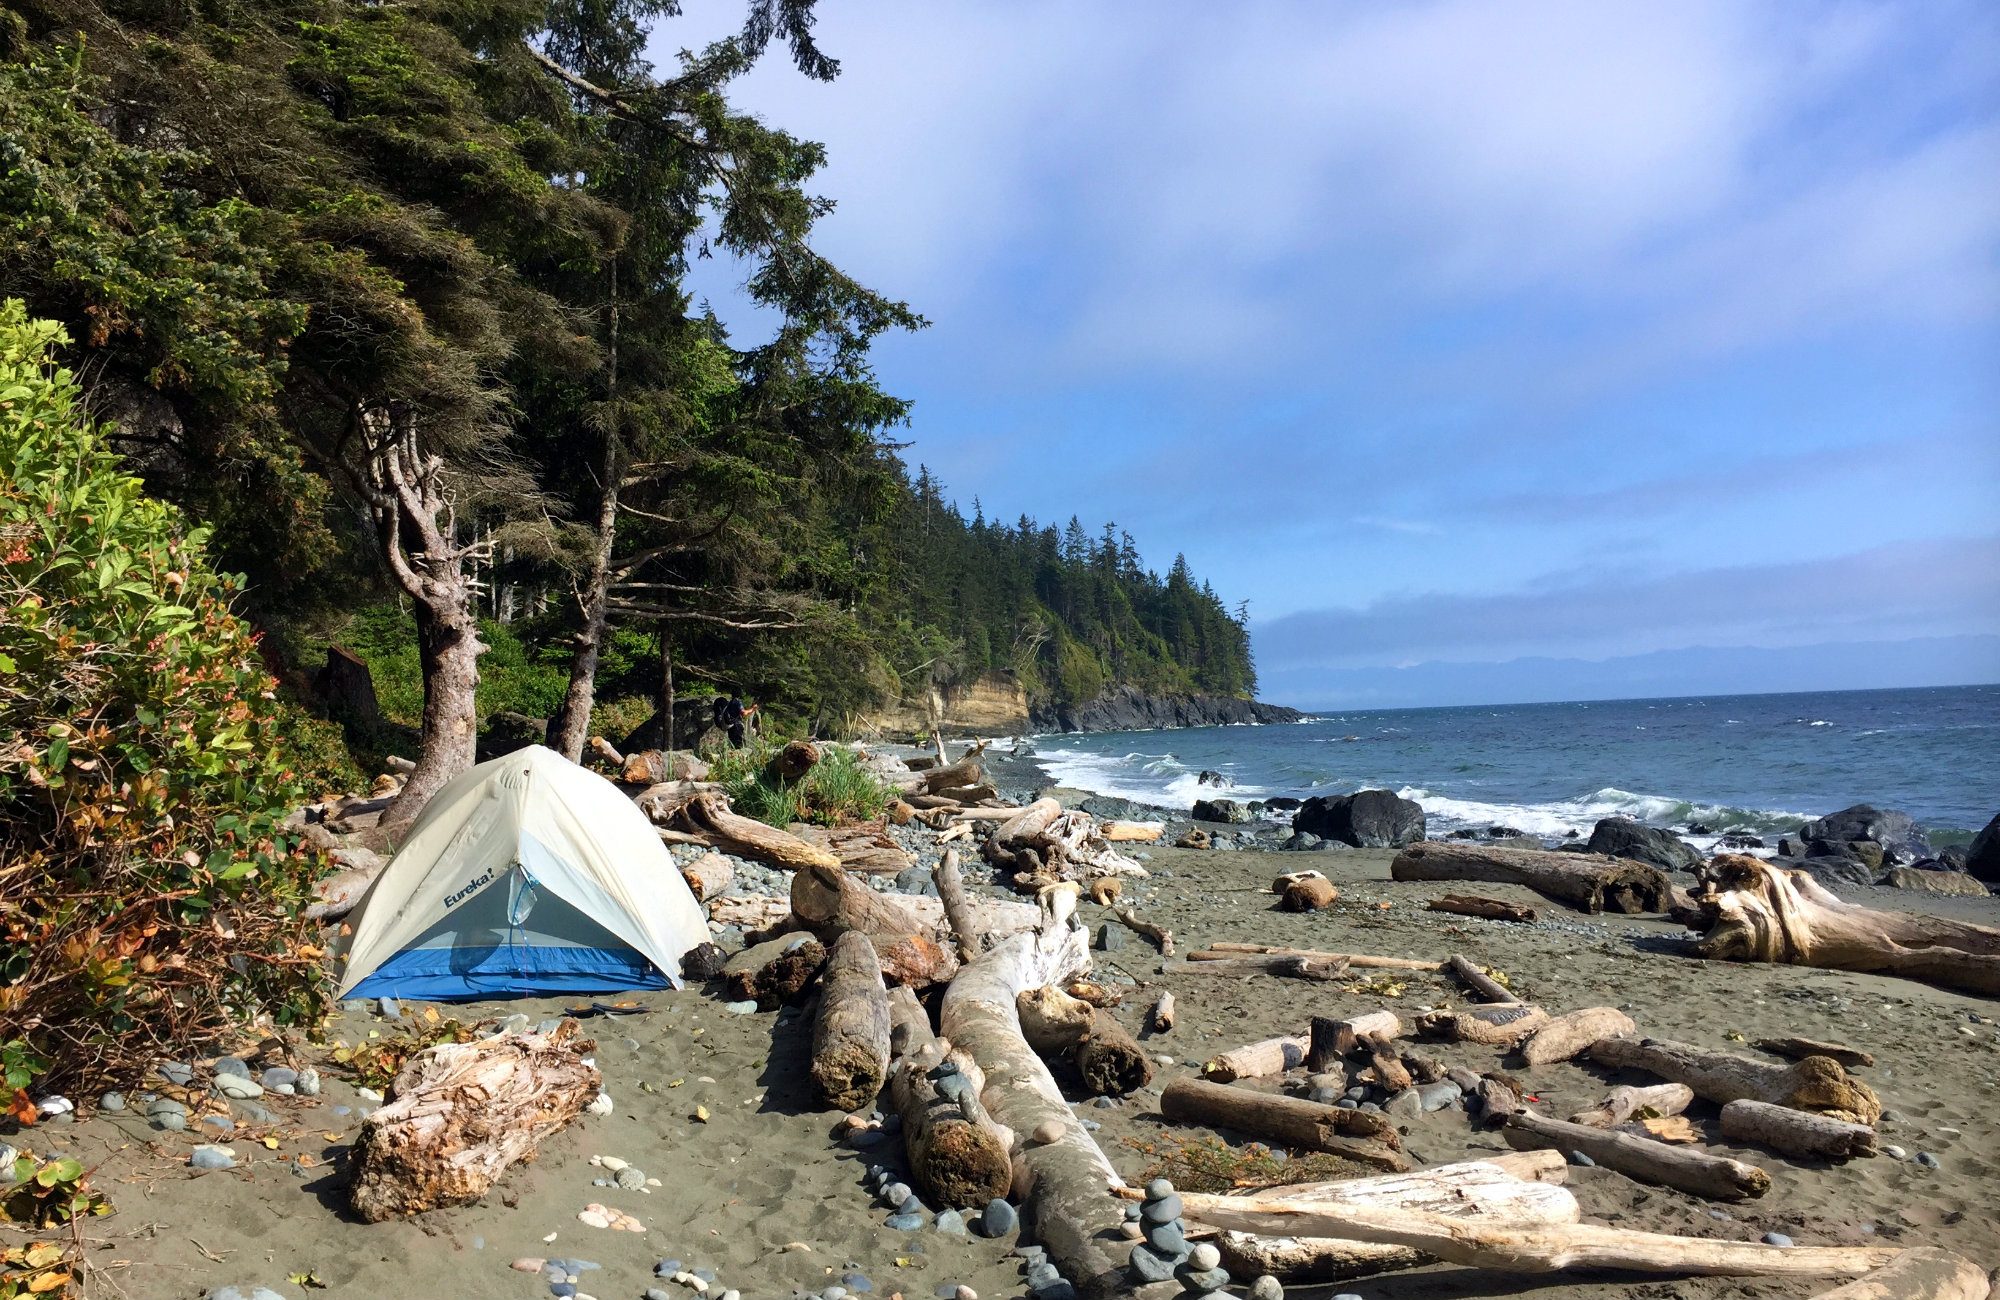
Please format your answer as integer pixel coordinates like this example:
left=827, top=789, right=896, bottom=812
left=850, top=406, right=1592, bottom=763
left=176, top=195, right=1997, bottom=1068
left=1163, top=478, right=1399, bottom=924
left=0, top=0, right=1255, bottom=789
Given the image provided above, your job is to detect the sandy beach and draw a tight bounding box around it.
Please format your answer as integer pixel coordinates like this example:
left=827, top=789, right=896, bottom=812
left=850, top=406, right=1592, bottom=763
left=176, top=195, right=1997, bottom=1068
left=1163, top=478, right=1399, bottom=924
left=33, top=817, right=1998, bottom=1300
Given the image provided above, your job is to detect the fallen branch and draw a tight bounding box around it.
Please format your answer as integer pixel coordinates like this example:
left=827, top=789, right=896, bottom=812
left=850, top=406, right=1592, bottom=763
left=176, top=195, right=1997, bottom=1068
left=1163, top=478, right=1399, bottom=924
left=1147, top=991, right=1175, bottom=1033
left=682, top=791, right=839, bottom=871
left=1163, top=955, right=1350, bottom=981
left=1197, top=943, right=1439, bottom=971
left=1444, top=953, right=1519, bottom=1004
left=1108, top=905, right=1173, bottom=955
left=1203, top=1035, right=1308, bottom=1082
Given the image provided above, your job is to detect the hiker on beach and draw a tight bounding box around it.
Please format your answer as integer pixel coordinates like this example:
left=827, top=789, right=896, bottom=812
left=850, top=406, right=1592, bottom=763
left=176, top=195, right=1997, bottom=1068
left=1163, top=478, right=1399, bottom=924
left=713, top=692, right=755, bottom=747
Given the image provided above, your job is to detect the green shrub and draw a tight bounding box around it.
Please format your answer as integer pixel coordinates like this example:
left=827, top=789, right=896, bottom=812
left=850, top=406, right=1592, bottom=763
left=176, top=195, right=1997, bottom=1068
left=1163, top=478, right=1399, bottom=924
left=0, top=302, right=327, bottom=1110
left=714, top=739, right=890, bottom=828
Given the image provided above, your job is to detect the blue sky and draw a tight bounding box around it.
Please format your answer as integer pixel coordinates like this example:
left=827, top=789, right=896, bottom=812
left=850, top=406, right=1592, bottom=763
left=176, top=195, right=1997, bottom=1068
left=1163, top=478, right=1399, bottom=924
left=663, top=0, right=2000, bottom=708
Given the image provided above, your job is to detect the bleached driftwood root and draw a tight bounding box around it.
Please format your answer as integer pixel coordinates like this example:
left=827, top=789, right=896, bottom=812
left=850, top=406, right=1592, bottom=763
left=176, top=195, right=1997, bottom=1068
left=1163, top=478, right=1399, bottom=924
left=1692, top=855, right=2000, bottom=995
left=984, top=798, right=1148, bottom=887
left=350, top=1022, right=600, bottom=1221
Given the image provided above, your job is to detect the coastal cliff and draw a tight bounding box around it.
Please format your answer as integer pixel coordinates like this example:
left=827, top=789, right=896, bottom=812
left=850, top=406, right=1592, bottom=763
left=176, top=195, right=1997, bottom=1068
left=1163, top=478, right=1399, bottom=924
left=860, top=672, right=1304, bottom=736
left=1029, top=683, right=1305, bottom=733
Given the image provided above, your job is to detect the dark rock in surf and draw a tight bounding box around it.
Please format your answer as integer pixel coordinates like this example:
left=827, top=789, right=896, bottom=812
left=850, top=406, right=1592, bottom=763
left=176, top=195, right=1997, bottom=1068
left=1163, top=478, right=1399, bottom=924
left=1798, top=805, right=1927, bottom=862
left=1197, top=770, right=1231, bottom=788
left=1264, top=796, right=1302, bottom=812
left=1585, top=818, right=1703, bottom=873
left=1966, top=814, right=2000, bottom=883
left=1191, top=798, right=1252, bottom=825
left=1292, top=789, right=1425, bottom=848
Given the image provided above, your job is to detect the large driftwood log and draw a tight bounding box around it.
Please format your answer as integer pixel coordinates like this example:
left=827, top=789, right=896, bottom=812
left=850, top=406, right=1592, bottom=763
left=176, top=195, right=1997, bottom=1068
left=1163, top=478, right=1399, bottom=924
left=1692, top=855, right=2000, bottom=995
left=1178, top=1191, right=1900, bottom=1278
left=1207, top=1153, right=1576, bottom=1282
left=1720, top=1099, right=1878, bottom=1161
left=984, top=798, right=1146, bottom=885
left=885, top=986, right=1012, bottom=1208
left=705, top=893, right=796, bottom=936
left=810, top=932, right=892, bottom=1112
left=1519, top=1007, right=1637, bottom=1066
left=939, top=886, right=1168, bottom=1299
left=1502, top=1110, right=1771, bottom=1200
left=1076, top=1008, right=1152, bottom=1097
left=1590, top=1035, right=1882, bottom=1125
left=1159, top=1078, right=1409, bottom=1171
left=1391, top=841, right=1672, bottom=914
left=350, top=1022, right=600, bottom=1222
left=1809, top=1249, right=1991, bottom=1300
left=791, top=863, right=958, bottom=986
left=933, top=848, right=980, bottom=962
left=682, top=792, right=840, bottom=871
left=1018, top=984, right=1097, bottom=1053
left=679, top=852, right=735, bottom=903
left=1101, top=820, right=1165, bottom=842
left=1569, top=1082, right=1696, bottom=1128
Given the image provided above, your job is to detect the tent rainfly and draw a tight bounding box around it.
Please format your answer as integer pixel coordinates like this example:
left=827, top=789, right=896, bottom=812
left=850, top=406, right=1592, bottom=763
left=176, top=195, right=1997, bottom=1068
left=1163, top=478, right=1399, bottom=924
left=336, top=745, right=708, bottom=1001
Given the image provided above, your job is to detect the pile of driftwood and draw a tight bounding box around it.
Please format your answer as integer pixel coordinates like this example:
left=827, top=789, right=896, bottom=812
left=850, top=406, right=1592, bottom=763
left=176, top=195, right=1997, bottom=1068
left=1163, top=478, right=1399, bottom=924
left=1132, top=943, right=1989, bottom=1295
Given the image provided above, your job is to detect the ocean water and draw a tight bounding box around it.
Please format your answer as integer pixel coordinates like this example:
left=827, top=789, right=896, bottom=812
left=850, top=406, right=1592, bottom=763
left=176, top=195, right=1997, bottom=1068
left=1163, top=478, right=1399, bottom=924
left=1028, top=685, right=2000, bottom=841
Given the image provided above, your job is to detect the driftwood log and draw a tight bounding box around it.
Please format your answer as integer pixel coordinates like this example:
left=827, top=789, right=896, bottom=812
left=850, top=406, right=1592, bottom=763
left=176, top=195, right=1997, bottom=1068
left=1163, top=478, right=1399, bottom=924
left=1076, top=1009, right=1152, bottom=1097
left=884, top=986, right=1012, bottom=1208
left=1391, top=841, right=1672, bottom=914
left=1754, top=1036, right=1876, bottom=1068
left=1429, top=894, right=1538, bottom=923
left=1720, top=1098, right=1878, bottom=1160
left=705, top=893, right=795, bottom=936
left=1108, top=905, right=1173, bottom=954
left=1203, top=1035, right=1308, bottom=1082
left=938, top=886, right=1169, bottom=1299
left=1569, top=1082, right=1696, bottom=1128
left=1182, top=1191, right=1900, bottom=1279
left=725, top=937, right=826, bottom=1009
left=1519, top=1007, right=1637, bottom=1066
left=767, top=739, right=821, bottom=784
left=984, top=798, right=1146, bottom=885
left=307, top=849, right=386, bottom=922
left=1692, top=856, right=2000, bottom=994
left=350, top=1022, right=599, bottom=1222
left=810, top=932, right=891, bottom=1112
left=1018, top=984, right=1097, bottom=1054
left=679, top=852, right=735, bottom=903
left=1159, top=1078, right=1409, bottom=1171
left=1101, top=820, right=1165, bottom=842
left=1590, top=1035, right=1882, bottom=1125
left=790, top=863, right=958, bottom=986
left=1809, top=1249, right=1991, bottom=1300
left=1148, top=991, right=1175, bottom=1033
left=682, top=791, right=840, bottom=871
left=1502, top=1110, right=1771, bottom=1200
left=1207, top=1152, right=1576, bottom=1282
left=1418, top=1003, right=1549, bottom=1046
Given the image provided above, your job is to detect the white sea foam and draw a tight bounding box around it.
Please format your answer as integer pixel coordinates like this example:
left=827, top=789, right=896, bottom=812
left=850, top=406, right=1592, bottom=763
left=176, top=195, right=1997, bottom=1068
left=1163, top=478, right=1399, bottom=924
left=1030, top=745, right=1272, bottom=807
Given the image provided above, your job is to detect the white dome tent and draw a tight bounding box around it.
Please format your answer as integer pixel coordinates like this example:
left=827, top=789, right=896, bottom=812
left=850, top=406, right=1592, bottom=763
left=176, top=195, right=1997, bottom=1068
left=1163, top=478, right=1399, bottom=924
left=336, top=745, right=708, bottom=1001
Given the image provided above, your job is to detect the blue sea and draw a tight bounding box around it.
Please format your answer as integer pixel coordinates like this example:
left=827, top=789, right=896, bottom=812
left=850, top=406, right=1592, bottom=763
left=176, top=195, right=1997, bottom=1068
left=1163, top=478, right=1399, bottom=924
left=1028, top=685, right=2000, bottom=843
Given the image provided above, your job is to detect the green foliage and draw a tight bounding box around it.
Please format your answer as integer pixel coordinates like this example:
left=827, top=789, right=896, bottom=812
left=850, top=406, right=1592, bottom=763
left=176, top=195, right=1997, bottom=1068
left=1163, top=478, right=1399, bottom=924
left=334, top=603, right=570, bottom=728
left=0, top=1154, right=110, bottom=1228
left=1, top=1231, right=84, bottom=1299
left=713, top=739, right=889, bottom=827
left=0, top=303, right=327, bottom=1103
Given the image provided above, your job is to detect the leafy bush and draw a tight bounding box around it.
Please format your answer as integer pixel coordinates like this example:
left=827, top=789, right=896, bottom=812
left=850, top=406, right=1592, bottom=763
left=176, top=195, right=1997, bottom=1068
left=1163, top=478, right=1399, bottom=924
left=0, top=303, right=328, bottom=1110
left=714, top=740, right=891, bottom=828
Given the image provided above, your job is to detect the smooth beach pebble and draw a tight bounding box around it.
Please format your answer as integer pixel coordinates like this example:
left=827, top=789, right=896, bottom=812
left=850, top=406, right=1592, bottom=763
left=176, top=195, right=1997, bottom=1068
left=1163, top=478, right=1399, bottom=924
left=1249, top=1276, right=1284, bottom=1300
left=1187, top=1243, right=1222, bottom=1271
left=189, top=1144, right=236, bottom=1171
left=1762, top=1233, right=1794, bottom=1247
left=1916, top=1152, right=1941, bottom=1168
left=1030, top=1119, right=1065, bottom=1144
left=1144, top=1177, right=1175, bottom=1200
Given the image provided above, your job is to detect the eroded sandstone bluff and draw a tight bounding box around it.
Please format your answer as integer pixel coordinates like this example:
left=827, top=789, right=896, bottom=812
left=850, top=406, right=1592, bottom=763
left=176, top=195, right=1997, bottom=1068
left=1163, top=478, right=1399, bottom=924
left=1028, top=683, right=1304, bottom=733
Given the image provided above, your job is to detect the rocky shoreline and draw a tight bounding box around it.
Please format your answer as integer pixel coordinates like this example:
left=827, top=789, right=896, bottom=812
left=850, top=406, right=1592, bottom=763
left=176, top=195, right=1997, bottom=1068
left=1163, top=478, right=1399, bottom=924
left=1026, top=686, right=1305, bottom=735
